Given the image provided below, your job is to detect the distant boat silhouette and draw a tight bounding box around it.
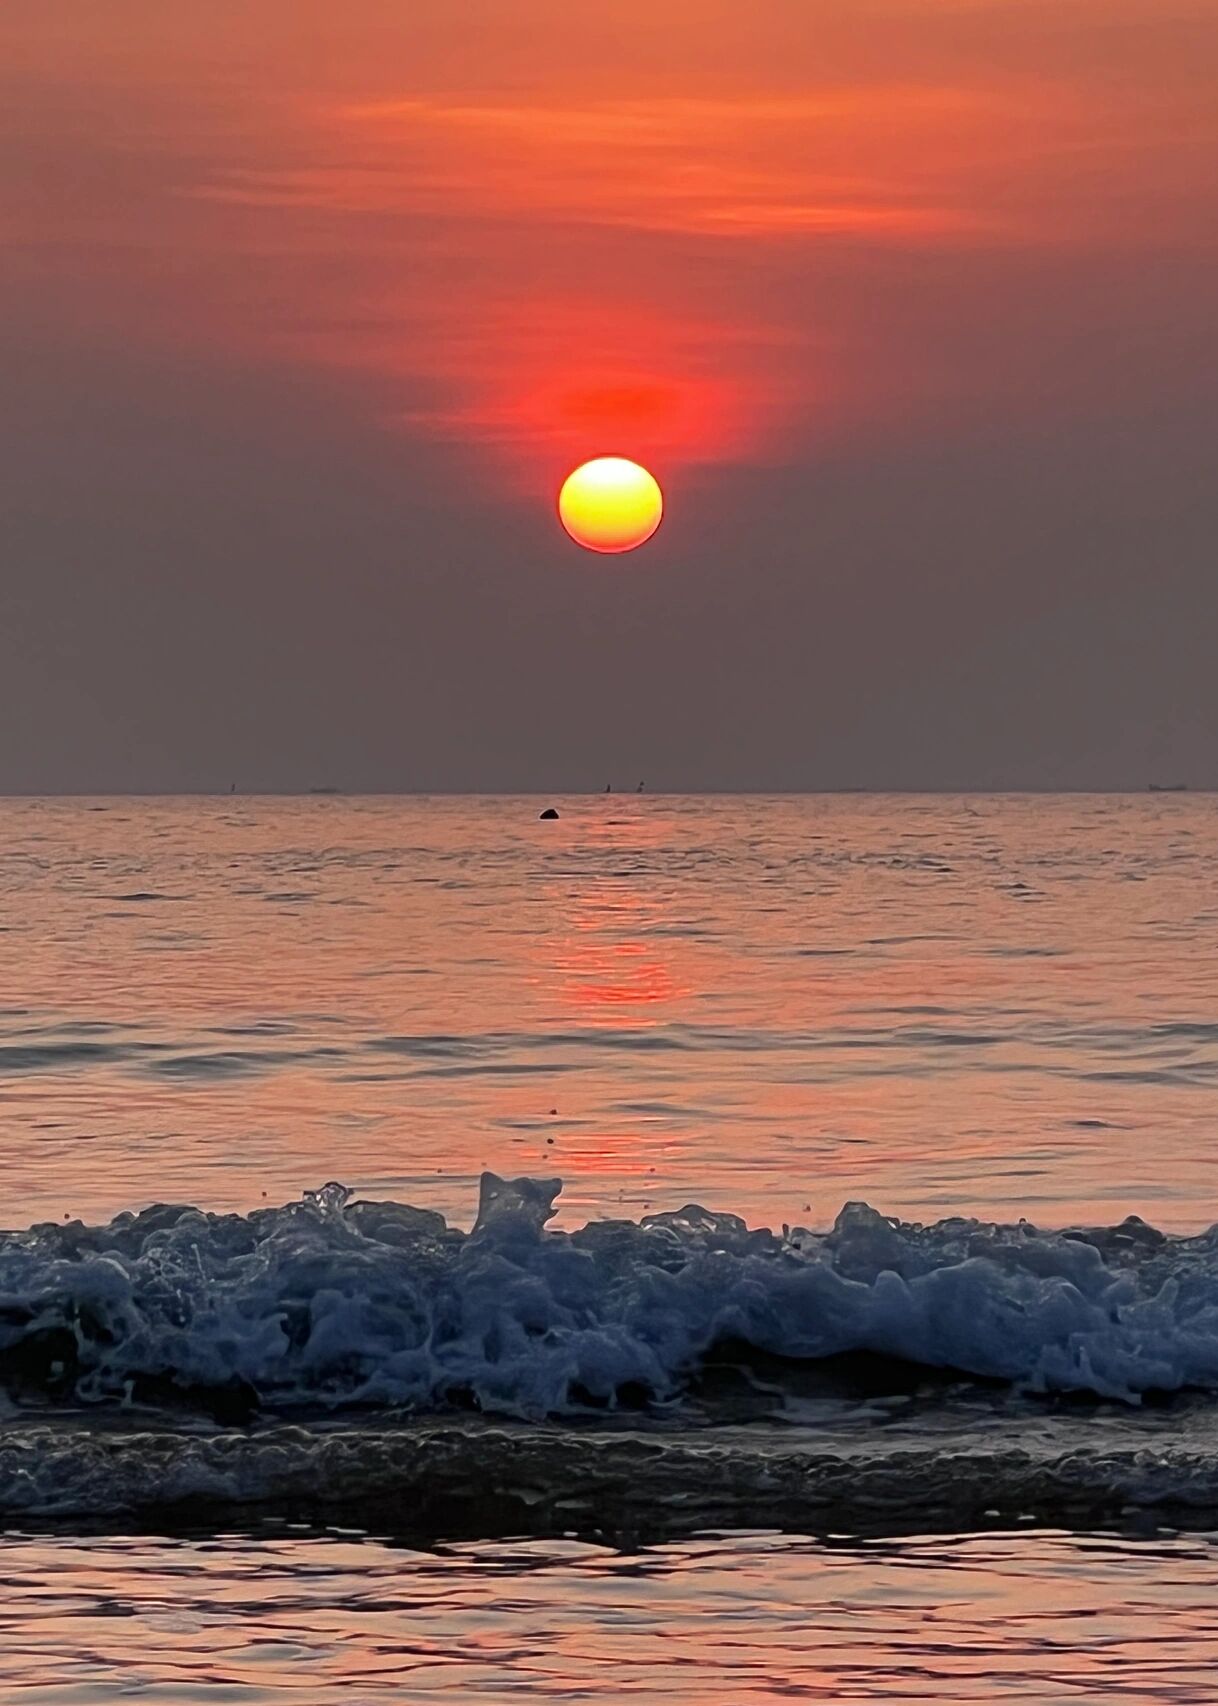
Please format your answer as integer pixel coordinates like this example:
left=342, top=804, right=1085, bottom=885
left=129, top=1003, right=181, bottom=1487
left=1148, top=782, right=1189, bottom=792
left=309, top=786, right=341, bottom=795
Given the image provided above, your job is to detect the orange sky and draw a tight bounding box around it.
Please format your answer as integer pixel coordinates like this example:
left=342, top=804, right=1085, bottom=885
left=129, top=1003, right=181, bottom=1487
left=1, top=0, right=1217, bottom=789
left=5, top=0, right=1215, bottom=490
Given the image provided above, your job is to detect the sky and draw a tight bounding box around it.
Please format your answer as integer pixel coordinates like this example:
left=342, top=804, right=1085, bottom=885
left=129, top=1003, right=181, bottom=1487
left=1, top=0, right=1216, bottom=791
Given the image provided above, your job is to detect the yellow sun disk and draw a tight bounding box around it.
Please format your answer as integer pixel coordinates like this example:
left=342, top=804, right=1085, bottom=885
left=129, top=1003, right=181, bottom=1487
left=558, top=457, right=663, bottom=553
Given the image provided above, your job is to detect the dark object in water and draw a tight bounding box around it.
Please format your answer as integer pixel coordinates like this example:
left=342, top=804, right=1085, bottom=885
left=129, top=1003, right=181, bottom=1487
left=1148, top=782, right=1188, bottom=792
left=539, top=807, right=560, bottom=820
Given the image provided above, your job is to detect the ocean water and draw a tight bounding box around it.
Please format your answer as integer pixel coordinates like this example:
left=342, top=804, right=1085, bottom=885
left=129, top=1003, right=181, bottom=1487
left=2, top=791, right=1216, bottom=1230
left=3, top=791, right=1218, bottom=1701
left=3, top=1527, right=1218, bottom=1702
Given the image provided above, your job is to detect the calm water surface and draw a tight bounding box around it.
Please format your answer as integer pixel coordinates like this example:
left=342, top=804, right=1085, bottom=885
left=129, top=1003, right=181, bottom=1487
left=2, top=1526, right=1218, bottom=1703
left=0, top=792, right=1214, bottom=1230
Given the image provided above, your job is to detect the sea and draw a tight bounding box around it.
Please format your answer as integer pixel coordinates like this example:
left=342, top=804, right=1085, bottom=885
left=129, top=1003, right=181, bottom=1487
left=2, top=791, right=1218, bottom=1702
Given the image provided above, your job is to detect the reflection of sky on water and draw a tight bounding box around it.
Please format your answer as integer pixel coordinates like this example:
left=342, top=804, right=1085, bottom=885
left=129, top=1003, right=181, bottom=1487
left=5, top=1527, right=1218, bottom=1701
left=1, top=793, right=1217, bottom=1232
left=536, top=819, right=691, bottom=1025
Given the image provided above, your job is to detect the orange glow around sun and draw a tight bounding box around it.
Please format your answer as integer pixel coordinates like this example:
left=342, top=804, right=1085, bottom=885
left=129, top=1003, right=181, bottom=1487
left=558, top=457, right=664, bottom=553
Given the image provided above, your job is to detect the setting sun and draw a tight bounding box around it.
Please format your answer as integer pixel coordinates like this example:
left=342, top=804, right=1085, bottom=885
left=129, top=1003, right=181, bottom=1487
left=558, top=457, right=664, bottom=553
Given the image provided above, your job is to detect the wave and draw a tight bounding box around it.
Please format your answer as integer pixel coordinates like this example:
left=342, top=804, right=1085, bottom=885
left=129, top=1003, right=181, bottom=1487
left=6, top=1176, right=1218, bottom=1529
left=7, top=1409, right=1218, bottom=1530
left=3, top=1174, right=1218, bottom=1423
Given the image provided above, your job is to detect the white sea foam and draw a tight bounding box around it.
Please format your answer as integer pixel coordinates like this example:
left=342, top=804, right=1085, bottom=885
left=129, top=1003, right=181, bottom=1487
left=2, top=1175, right=1218, bottom=1417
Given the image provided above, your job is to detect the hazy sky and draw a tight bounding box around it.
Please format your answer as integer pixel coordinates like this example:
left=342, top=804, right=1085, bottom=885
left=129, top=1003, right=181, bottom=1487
left=2, top=0, right=1216, bottom=790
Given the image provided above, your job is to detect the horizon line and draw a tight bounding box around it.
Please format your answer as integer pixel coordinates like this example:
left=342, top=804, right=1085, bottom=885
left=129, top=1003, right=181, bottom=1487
left=0, top=786, right=1208, bottom=801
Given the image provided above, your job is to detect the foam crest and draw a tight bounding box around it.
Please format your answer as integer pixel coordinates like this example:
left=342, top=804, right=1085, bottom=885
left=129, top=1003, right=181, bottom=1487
left=2, top=1176, right=1218, bottom=1417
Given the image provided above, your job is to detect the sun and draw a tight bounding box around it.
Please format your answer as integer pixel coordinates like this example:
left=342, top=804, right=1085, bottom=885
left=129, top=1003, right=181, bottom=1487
left=557, top=457, right=663, bottom=553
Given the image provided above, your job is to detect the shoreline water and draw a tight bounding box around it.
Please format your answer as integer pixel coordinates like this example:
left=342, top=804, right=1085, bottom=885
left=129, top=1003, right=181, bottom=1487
left=7, top=1409, right=1218, bottom=1538
left=4, top=1175, right=1218, bottom=1537
left=0, top=796, right=1215, bottom=1699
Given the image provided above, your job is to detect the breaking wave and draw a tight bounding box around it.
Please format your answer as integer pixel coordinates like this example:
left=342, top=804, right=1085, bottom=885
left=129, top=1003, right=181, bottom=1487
left=3, top=1173, right=1218, bottom=1418
left=6, top=1175, right=1218, bottom=1528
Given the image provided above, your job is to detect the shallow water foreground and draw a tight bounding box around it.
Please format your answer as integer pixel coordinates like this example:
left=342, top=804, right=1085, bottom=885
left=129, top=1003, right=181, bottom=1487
left=1, top=1525, right=1215, bottom=1702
